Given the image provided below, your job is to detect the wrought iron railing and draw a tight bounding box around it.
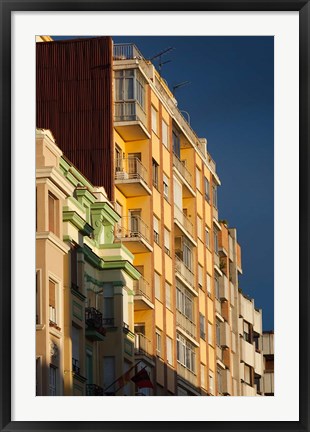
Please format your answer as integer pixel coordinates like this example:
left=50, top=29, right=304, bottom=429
left=133, top=277, right=152, bottom=302
left=85, top=307, right=106, bottom=336
left=115, top=216, right=150, bottom=243
left=115, top=157, right=148, bottom=185
left=173, top=154, right=192, bottom=187
left=174, top=205, right=194, bottom=237
left=114, top=101, right=147, bottom=125
left=134, top=333, right=152, bottom=358
left=175, top=254, right=194, bottom=287
left=86, top=384, right=104, bottom=396
left=176, top=310, right=196, bottom=339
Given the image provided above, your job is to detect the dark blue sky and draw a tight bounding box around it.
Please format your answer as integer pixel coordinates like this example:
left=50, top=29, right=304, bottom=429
left=52, top=36, right=274, bottom=330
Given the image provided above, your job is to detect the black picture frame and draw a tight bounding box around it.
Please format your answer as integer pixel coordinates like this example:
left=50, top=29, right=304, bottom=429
left=1, top=1, right=309, bottom=431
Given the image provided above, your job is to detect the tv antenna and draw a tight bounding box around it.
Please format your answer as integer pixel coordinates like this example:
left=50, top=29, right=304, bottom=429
left=173, top=81, right=191, bottom=96
left=150, top=47, right=175, bottom=72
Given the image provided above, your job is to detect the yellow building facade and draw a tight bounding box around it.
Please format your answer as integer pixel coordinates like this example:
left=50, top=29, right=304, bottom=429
left=36, top=38, right=266, bottom=396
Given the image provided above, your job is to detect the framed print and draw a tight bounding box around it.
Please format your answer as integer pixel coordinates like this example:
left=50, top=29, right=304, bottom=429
left=1, top=1, right=309, bottom=431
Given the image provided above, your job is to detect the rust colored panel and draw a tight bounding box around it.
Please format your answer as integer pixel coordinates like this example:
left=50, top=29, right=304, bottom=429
left=36, top=37, right=114, bottom=200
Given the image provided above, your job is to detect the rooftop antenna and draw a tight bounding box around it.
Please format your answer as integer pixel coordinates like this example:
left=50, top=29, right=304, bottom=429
left=150, top=47, right=175, bottom=73
left=173, top=81, right=191, bottom=97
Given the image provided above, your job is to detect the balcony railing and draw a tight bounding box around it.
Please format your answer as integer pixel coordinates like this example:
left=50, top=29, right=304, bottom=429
left=134, top=333, right=152, bottom=358
left=115, top=216, right=150, bottom=243
left=176, top=310, right=196, bottom=339
left=173, top=154, right=192, bottom=187
left=175, top=254, right=194, bottom=287
left=86, top=384, right=104, bottom=396
left=133, top=276, right=152, bottom=301
left=113, top=43, right=144, bottom=60
left=115, top=157, right=148, bottom=185
left=174, top=205, right=194, bottom=237
left=72, top=358, right=81, bottom=375
left=85, top=307, right=106, bottom=337
left=177, top=362, right=197, bottom=387
left=114, top=101, right=147, bottom=125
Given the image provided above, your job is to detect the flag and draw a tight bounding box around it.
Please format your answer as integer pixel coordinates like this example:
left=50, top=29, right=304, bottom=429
left=131, top=367, right=153, bottom=389
left=116, top=369, right=132, bottom=389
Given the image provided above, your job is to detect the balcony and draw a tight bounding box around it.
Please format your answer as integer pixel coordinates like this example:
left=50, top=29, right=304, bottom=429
left=134, top=333, right=154, bottom=365
left=172, top=155, right=195, bottom=197
left=221, top=369, right=232, bottom=395
left=219, top=275, right=229, bottom=301
left=133, top=277, right=154, bottom=310
left=85, top=307, right=106, bottom=342
left=86, top=384, right=104, bottom=396
left=176, top=310, right=196, bottom=339
left=175, top=255, right=195, bottom=292
left=214, top=253, right=220, bottom=269
left=220, top=321, right=231, bottom=348
left=174, top=206, right=196, bottom=245
left=115, top=157, right=151, bottom=197
left=177, top=362, right=197, bottom=388
left=115, top=216, right=153, bottom=254
left=114, top=101, right=150, bottom=141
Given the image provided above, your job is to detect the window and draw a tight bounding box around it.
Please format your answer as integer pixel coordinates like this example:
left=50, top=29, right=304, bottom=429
left=165, top=281, right=172, bottom=309
left=177, top=333, right=196, bottom=373
left=196, top=168, right=201, bottom=190
left=48, top=192, right=58, bottom=234
left=115, top=69, right=145, bottom=109
left=72, top=326, right=80, bottom=373
left=36, top=270, right=41, bottom=325
left=183, top=239, right=193, bottom=270
left=156, top=330, right=162, bottom=357
left=115, top=201, right=123, bottom=235
left=216, top=321, right=221, bottom=346
left=102, top=283, right=114, bottom=325
left=213, top=227, right=219, bottom=254
left=166, top=336, right=173, bottom=365
left=243, top=321, right=251, bottom=342
left=208, top=322, right=214, bottom=346
left=162, top=120, right=169, bottom=148
left=209, top=373, right=214, bottom=395
left=152, top=158, right=159, bottom=189
left=212, top=184, right=218, bottom=209
left=197, top=216, right=202, bottom=239
left=204, top=178, right=210, bottom=202
left=115, top=145, right=122, bottom=171
left=244, top=364, right=252, bottom=385
left=173, top=177, right=182, bottom=210
left=163, top=174, right=169, bottom=201
left=214, top=273, right=220, bottom=299
left=49, top=365, right=57, bottom=396
left=155, top=272, right=161, bottom=300
left=164, top=228, right=170, bottom=256
left=198, top=264, right=203, bottom=288
left=200, top=364, right=206, bottom=389
left=49, top=279, right=58, bottom=325
left=200, top=313, right=206, bottom=340
left=205, top=227, right=210, bottom=248
left=70, top=245, right=78, bottom=290
left=151, top=106, right=158, bottom=134
left=153, top=215, right=160, bottom=244
left=206, top=273, right=212, bottom=297
left=176, top=281, right=194, bottom=321
left=172, top=130, right=180, bottom=158
left=103, top=357, right=115, bottom=393
left=217, top=368, right=222, bottom=394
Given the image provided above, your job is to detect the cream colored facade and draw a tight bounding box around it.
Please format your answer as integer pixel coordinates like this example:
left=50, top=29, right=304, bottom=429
left=36, top=129, right=140, bottom=396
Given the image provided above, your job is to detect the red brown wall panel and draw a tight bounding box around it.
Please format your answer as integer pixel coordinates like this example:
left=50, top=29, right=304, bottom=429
left=36, top=37, right=114, bottom=200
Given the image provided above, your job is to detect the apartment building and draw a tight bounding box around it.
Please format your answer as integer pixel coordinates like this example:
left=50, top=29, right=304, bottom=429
left=36, top=37, right=267, bottom=396
left=36, top=129, right=140, bottom=396
left=262, top=331, right=274, bottom=395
